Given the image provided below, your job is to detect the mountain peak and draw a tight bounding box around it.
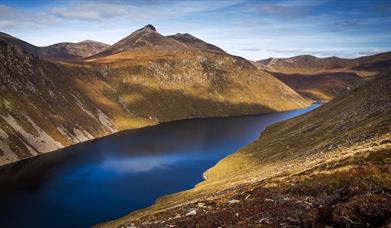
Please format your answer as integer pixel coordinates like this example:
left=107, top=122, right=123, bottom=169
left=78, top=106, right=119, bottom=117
left=139, top=24, right=156, bottom=32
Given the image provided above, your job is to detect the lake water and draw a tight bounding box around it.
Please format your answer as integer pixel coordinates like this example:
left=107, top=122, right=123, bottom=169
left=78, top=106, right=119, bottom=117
left=0, top=104, right=321, bottom=228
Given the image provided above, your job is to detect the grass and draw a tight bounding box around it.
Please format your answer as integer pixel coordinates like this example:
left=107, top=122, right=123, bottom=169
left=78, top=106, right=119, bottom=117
left=98, top=73, right=391, bottom=227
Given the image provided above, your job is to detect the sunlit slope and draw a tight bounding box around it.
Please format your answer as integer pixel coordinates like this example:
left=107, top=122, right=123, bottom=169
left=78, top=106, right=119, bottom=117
left=100, top=73, right=390, bottom=227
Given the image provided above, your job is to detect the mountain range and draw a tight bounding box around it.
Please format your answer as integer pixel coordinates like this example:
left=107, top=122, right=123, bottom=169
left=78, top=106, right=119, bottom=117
left=0, top=25, right=309, bottom=166
left=255, top=52, right=391, bottom=100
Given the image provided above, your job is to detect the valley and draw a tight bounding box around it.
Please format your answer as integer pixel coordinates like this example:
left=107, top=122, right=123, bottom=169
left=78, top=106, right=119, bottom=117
left=0, top=11, right=390, bottom=228
left=0, top=25, right=310, bottom=166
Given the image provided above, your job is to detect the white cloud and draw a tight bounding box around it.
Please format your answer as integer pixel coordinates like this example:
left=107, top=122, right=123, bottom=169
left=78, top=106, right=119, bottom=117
left=0, top=0, right=390, bottom=60
left=49, top=0, right=241, bottom=21
left=0, top=5, right=58, bottom=29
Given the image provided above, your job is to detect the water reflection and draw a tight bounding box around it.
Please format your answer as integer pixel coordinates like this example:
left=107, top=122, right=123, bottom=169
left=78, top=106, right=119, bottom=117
left=101, top=156, right=177, bottom=174
left=0, top=103, right=321, bottom=228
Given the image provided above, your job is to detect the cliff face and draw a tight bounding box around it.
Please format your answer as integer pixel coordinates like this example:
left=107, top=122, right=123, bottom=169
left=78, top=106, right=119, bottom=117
left=255, top=52, right=391, bottom=101
left=100, top=73, right=390, bottom=227
left=0, top=25, right=310, bottom=166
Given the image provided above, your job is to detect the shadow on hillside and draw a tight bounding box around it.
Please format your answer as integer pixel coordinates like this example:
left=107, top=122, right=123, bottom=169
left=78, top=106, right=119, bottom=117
left=116, top=83, right=275, bottom=122
left=267, top=70, right=363, bottom=101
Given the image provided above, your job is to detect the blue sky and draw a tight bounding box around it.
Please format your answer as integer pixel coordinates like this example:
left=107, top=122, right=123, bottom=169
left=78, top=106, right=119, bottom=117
left=0, top=0, right=390, bottom=60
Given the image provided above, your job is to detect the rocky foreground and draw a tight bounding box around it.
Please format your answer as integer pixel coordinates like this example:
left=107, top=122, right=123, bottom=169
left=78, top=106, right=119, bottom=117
left=99, top=73, right=391, bottom=227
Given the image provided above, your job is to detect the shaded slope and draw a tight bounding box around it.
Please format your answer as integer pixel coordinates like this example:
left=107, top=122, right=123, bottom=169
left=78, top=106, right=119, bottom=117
left=0, top=38, right=153, bottom=165
left=100, top=73, right=391, bottom=227
left=0, top=32, right=41, bottom=56
left=271, top=71, right=362, bottom=101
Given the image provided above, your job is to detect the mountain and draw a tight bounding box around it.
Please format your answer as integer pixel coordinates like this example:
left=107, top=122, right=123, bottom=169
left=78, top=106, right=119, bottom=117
left=0, top=32, right=41, bottom=56
left=257, top=52, right=391, bottom=75
left=100, top=73, right=391, bottom=228
left=0, top=32, right=109, bottom=60
left=95, top=24, right=187, bottom=57
left=255, top=52, right=391, bottom=101
left=167, top=33, right=225, bottom=53
left=41, top=40, right=109, bottom=59
left=0, top=25, right=309, bottom=166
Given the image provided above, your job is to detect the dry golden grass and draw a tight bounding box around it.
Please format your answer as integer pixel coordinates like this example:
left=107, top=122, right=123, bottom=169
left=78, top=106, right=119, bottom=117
left=99, top=73, right=391, bottom=227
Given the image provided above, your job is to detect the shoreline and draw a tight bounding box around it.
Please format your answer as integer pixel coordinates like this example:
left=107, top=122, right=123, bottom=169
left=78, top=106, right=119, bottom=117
left=0, top=103, right=318, bottom=168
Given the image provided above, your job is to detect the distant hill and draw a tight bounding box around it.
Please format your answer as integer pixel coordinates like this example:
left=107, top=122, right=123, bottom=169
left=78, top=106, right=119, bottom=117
left=0, top=32, right=109, bottom=60
left=257, top=52, right=391, bottom=74
left=255, top=52, right=391, bottom=101
left=41, top=40, right=109, bottom=59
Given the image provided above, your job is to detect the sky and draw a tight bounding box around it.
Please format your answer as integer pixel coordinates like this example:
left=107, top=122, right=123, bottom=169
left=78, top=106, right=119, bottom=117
left=0, top=0, right=390, bottom=60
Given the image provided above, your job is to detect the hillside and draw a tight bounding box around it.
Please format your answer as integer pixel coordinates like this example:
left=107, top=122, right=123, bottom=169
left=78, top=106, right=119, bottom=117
left=255, top=52, right=391, bottom=101
left=167, top=33, right=225, bottom=53
left=100, top=73, right=391, bottom=227
left=257, top=52, right=391, bottom=75
left=0, top=32, right=109, bottom=60
left=41, top=40, right=109, bottom=59
left=0, top=25, right=310, bottom=166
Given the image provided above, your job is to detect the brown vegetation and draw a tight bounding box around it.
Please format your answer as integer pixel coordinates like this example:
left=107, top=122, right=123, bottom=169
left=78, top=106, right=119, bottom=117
left=99, top=73, right=390, bottom=227
left=255, top=52, right=391, bottom=101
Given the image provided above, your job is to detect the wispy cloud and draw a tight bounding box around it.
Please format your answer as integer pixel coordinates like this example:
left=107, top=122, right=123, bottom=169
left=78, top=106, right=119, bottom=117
left=0, top=0, right=390, bottom=60
left=0, top=5, right=58, bottom=29
left=240, top=48, right=262, bottom=52
left=50, top=0, right=241, bottom=21
left=252, top=0, right=325, bottom=19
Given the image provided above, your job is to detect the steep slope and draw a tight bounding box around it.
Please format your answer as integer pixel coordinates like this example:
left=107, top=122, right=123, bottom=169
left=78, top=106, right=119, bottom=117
left=41, top=40, right=109, bottom=59
left=0, top=32, right=41, bottom=56
left=0, top=35, right=153, bottom=165
left=100, top=73, right=390, bottom=227
left=255, top=52, right=391, bottom=101
left=0, top=26, right=310, bottom=166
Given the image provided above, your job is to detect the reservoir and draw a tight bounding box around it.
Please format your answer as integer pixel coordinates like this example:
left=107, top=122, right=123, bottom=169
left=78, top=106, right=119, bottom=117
left=0, top=104, right=321, bottom=227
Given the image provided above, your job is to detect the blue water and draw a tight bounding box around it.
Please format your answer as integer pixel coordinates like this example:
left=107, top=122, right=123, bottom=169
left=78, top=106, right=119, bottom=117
left=0, top=104, right=321, bottom=228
